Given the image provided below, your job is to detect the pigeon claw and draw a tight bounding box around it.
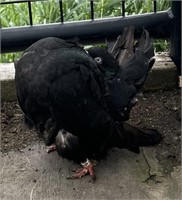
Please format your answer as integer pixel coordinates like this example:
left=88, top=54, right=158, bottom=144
left=47, top=143, right=57, bottom=153
left=67, top=159, right=96, bottom=182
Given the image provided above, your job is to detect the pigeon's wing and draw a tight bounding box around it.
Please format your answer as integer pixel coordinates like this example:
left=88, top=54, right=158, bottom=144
left=15, top=37, right=114, bottom=159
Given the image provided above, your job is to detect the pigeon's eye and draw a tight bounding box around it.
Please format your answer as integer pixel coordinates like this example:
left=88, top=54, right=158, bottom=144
left=94, top=57, right=102, bottom=64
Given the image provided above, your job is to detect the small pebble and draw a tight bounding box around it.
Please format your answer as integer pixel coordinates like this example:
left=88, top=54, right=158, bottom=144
left=172, top=106, right=178, bottom=111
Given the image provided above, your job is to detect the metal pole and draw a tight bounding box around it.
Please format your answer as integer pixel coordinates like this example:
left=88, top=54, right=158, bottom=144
left=1, top=10, right=173, bottom=53
left=90, top=0, right=94, bottom=20
left=170, top=1, right=181, bottom=75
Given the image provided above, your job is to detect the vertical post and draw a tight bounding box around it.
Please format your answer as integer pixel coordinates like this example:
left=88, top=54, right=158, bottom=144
left=59, top=0, right=64, bottom=23
left=170, top=1, right=181, bottom=75
left=28, top=1, right=33, bottom=25
left=122, top=0, right=125, bottom=17
left=90, top=0, right=94, bottom=20
left=153, top=0, right=157, bottom=13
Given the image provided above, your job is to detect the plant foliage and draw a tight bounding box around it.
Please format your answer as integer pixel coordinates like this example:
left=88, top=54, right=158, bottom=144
left=1, top=0, right=171, bottom=62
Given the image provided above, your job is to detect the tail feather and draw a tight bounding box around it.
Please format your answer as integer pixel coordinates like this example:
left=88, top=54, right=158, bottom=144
left=110, top=26, right=155, bottom=90
left=110, top=26, right=155, bottom=68
left=135, top=29, right=155, bottom=59
left=110, top=26, right=135, bottom=66
left=114, top=122, right=162, bottom=154
left=105, top=26, right=155, bottom=122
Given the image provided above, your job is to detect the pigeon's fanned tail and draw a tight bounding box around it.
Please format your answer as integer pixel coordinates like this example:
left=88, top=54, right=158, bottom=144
left=111, top=26, right=155, bottom=90
left=110, top=26, right=155, bottom=69
left=135, top=29, right=155, bottom=60
left=110, top=26, right=135, bottom=66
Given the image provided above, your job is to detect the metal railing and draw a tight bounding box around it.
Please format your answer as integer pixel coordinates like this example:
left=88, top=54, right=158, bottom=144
left=1, top=0, right=159, bottom=26
left=1, top=0, right=173, bottom=53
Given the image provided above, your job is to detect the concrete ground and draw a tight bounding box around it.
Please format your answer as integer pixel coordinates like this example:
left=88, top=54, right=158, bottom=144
left=0, top=53, right=181, bottom=200
left=0, top=142, right=181, bottom=200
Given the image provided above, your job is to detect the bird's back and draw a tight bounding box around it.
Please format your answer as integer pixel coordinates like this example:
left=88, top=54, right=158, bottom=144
left=15, top=37, right=115, bottom=160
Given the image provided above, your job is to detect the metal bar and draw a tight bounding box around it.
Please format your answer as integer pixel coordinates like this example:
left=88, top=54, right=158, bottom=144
left=1, top=10, right=174, bottom=53
left=0, top=0, right=45, bottom=5
left=0, top=0, right=30, bottom=4
left=90, top=0, right=94, bottom=20
left=28, top=1, right=33, bottom=25
left=59, top=0, right=64, bottom=23
left=170, top=1, right=181, bottom=75
left=122, top=0, right=125, bottom=17
left=153, top=0, right=157, bottom=13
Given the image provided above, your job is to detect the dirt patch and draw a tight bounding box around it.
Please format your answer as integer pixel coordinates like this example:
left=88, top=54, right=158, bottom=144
left=1, top=89, right=181, bottom=174
left=129, top=89, right=181, bottom=174
left=1, top=101, right=39, bottom=153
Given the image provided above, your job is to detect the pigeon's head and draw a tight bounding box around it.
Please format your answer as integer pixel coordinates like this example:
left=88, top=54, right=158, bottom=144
left=87, top=47, right=119, bottom=74
left=55, top=129, right=81, bottom=162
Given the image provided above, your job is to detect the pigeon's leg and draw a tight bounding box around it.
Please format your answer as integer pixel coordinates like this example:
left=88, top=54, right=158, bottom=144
left=67, top=159, right=97, bottom=182
left=47, top=143, right=57, bottom=153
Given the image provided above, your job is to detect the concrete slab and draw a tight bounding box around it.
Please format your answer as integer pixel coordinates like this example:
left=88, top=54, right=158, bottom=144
left=0, top=142, right=181, bottom=200
left=144, top=53, right=178, bottom=91
left=0, top=63, right=15, bottom=81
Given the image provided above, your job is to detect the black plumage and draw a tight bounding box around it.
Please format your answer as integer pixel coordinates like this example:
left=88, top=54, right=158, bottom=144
left=87, top=26, right=155, bottom=121
left=15, top=37, right=119, bottom=162
left=15, top=27, right=161, bottom=179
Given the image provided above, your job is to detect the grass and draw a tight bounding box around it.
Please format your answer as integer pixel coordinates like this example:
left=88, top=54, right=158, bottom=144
left=0, top=0, right=171, bottom=63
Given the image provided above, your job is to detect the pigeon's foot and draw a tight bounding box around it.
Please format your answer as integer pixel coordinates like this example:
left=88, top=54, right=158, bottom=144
left=67, top=159, right=97, bottom=182
left=47, top=143, right=57, bottom=153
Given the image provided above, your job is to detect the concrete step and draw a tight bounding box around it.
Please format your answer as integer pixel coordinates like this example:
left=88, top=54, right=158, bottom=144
left=0, top=52, right=179, bottom=101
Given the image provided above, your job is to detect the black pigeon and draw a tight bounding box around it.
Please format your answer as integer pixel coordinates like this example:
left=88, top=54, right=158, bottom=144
left=15, top=29, right=161, bottom=181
